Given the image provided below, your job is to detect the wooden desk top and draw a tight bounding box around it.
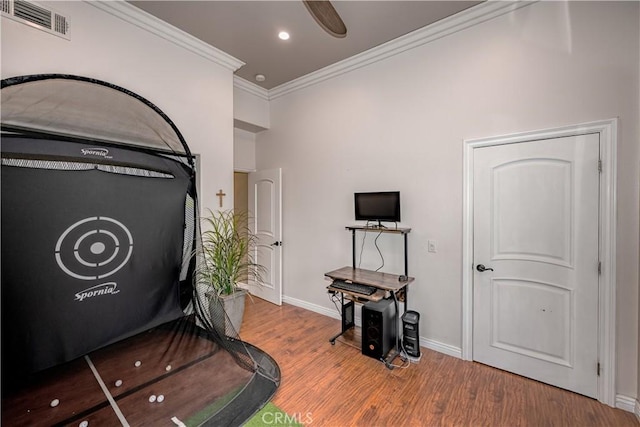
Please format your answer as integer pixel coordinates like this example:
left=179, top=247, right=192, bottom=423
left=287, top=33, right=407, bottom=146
left=324, top=266, right=414, bottom=292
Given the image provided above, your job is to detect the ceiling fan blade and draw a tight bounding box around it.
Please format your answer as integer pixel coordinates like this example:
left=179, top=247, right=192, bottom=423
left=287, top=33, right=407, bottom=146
left=303, top=1, right=347, bottom=38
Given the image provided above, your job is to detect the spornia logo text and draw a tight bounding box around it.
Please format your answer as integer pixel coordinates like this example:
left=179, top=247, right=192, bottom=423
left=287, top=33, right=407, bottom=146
left=81, top=147, right=112, bottom=159
left=75, top=282, right=120, bottom=302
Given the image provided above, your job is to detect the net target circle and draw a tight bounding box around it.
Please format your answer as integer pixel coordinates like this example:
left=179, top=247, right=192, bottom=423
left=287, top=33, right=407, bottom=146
left=55, top=216, right=133, bottom=280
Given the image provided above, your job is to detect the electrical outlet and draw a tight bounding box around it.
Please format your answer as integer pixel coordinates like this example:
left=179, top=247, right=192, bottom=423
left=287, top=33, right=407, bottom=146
left=428, top=240, right=437, bottom=253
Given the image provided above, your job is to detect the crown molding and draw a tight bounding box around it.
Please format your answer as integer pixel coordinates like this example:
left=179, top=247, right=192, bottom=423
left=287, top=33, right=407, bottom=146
left=86, top=0, right=244, bottom=72
left=234, top=76, right=269, bottom=101
left=88, top=0, right=535, bottom=100
left=269, top=0, right=536, bottom=100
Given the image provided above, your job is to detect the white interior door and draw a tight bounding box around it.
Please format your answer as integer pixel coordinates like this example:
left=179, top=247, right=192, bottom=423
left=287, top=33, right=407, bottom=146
left=248, top=168, right=282, bottom=305
left=473, top=134, right=600, bottom=397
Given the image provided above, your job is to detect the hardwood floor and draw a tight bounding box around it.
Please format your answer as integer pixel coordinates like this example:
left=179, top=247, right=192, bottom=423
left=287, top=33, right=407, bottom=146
left=240, top=297, right=638, bottom=427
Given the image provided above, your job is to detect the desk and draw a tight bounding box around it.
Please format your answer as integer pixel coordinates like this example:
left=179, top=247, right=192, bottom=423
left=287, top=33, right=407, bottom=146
left=325, top=266, right=414, bottom=368
left=326, top=266, right=415, bottom=291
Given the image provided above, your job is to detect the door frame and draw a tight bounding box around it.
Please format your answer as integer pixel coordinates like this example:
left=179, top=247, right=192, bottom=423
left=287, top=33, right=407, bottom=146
left=461, top=119, right=617, bottom=406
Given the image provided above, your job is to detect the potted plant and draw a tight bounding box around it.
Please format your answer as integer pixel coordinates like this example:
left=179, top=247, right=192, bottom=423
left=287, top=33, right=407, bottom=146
left=196, top=209, right=265, bottom=335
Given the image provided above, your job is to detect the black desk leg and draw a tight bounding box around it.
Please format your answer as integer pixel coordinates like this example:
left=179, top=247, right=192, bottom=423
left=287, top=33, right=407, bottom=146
left=329, top=296, right=354, bottom=344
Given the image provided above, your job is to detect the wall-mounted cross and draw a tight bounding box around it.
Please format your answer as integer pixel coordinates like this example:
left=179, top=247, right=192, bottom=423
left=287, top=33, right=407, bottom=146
left=216, top=189, right=226, bottom=208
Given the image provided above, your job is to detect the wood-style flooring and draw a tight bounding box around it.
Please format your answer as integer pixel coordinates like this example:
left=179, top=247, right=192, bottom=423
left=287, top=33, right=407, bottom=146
left=240, top=297, right=638, bottom=427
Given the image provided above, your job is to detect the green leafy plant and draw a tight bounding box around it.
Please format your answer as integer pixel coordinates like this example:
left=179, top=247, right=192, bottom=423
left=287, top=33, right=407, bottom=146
left=198, top=209, right=265, bottom=296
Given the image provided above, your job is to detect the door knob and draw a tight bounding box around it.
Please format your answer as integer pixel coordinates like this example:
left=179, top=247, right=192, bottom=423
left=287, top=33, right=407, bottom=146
left=476, top=264, right=494, bottom=272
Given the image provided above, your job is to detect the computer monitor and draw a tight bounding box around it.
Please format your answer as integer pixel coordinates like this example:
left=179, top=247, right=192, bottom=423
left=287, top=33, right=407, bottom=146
left=354, top=191, right=401, bottom=226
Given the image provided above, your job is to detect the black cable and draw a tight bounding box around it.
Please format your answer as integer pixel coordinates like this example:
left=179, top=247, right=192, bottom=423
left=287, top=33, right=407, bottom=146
left=389, top=292, right=410, bottom=368
left=329, top=292, right=342, bottom=315
left=357, top=221, right=373, bottom=268
left=392, top=292, right=400, bottom=355
left=359, top=221, right=387, bottom=271
left=374, top=228, right=385, bottom=272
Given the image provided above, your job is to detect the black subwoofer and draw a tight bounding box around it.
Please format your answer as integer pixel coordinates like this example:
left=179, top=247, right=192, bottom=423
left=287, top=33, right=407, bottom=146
left=402, top=310, right=420, bottom=358
left=361, top=298, right=396, bottom=360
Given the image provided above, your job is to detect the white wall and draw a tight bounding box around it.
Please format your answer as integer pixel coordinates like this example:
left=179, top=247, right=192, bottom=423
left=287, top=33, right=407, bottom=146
left=234, top=128, right=257, bottom=172
left=1, top=1, right=235, bottom=212
left=234, top=84, right=270, bottom=131
left=233, top=82, right=267, bottom=174
left=257, top=1, right=640, bottom=399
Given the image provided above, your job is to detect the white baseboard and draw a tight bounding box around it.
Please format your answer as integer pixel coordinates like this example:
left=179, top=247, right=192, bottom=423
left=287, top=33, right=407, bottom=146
left=283, top=295, right=462, bottom=359
left=615, top=394, right=636, bottom=413
left=420, top=337, right=462, bottom=359
left=283, top=294, right=364, bottom=325
left=283, top=295, right=340, bottom=319
left=635, top=398, right=640, bottom=420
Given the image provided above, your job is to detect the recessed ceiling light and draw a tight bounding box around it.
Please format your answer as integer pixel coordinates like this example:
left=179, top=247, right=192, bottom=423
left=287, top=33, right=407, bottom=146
left=255, top=74, right=266, bottom=82
left=278, top=31, right=290, bottom=41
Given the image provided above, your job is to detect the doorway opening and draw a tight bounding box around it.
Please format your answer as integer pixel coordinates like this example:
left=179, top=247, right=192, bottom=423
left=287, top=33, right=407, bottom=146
left=234, top=171, right=249, bottom=216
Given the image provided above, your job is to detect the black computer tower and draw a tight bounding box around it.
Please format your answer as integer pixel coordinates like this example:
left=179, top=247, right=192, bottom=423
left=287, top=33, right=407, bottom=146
left=362, top=298, right=396, bottom=360
left=402, top=310, right=420, bottom=358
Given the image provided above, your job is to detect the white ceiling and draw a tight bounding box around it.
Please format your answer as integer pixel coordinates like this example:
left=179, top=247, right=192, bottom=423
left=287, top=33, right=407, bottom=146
left=129, top=1, right=482, bottom=90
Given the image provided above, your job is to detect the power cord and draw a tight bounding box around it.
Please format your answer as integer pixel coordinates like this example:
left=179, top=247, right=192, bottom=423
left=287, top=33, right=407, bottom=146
left=357, top=226, right=367, bottom=268
left=329, top=292, right=342, bottom=315
left=380, top=354, right=410, bottom=369
left=358, top=221, right=388, bottom=272
left=374, top=228, right=385, bottom=272
left=382, top=292, right=410, bottom=369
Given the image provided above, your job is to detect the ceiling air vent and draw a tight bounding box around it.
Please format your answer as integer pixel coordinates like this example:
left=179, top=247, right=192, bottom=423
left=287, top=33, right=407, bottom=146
left=1, top=0, right=69, bottom=40
left=1, top=0, right=11, bottom=14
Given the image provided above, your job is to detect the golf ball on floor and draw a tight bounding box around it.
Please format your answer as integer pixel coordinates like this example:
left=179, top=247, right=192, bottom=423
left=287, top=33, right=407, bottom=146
left=165, top=365, right=171, bottom=371
left=149, top=394, right=156, bottom=403
left=79, top=421, right=89, bottom=427
left=115, top=380, right=123, bottom=387
left=157, top=394, right=165, bottom=403
left=50, top=399, right=59, bottom=408
left=134, top=360, right=141, bottom=367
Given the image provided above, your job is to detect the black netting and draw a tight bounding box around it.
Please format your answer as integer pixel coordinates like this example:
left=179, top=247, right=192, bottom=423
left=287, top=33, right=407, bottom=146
left=2, top=74, right=191, bottom=160
left=1, top=157, right=175, bottom=178
left=1, top=75, right=279, bottom=426
left=180, top=194, right=196, bottom=282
